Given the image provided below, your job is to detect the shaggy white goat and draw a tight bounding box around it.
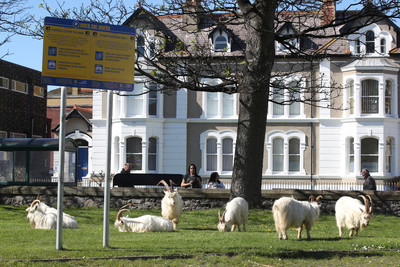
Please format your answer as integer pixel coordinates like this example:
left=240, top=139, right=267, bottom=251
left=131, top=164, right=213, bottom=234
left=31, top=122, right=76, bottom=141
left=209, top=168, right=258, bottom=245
left=157, top=180, right=183, bottom=230
left=335, top=195, right=373, bottom=237
left=272, top=195, right=322, bottom=240
left=26, top=200, right=78, bottom=229
left=114, top=207, right=174, bottom=233
left=218, top=197, right=248, bottom=232
left=26, top=201, right=57, bottom=229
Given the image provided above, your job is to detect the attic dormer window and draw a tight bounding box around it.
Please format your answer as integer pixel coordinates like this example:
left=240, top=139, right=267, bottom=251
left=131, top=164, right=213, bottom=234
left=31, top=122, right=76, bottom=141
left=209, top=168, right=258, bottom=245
left=276, top=23, right=299, bottom=54
left=215, top=36, right=227, bottom=51
left=136, top=31, right=156, bottom=59
left=366, top=30, right=375, bottom=54
left=211, top=29, right=231, bottom=52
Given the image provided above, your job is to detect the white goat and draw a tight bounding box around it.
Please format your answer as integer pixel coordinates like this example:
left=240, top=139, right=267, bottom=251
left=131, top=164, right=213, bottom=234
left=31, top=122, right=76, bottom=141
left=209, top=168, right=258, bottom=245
left=114, top=207, right=174, bottom=233
left=157, top=180, right=183, bottom=230
left=218, top=197, right=248, bottom=232
left=335, top=195, right=373, bottom=237
left=26, top=201, right=57, bottom=229
left=26, top=200, right=78, bottom=229
left=272, top=195, right=322, bottom=240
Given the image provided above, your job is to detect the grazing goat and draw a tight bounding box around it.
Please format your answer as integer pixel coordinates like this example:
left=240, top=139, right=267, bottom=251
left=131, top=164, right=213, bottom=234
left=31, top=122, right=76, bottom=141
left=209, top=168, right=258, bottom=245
left=335, top=195, right=373, bottom=237
left=157, top=180, right=183, bottom=230
left=218, top=197, right=248, bottom=232
left=26, top=201, right=57, bottom=229
left=26, top=200, right=78, bottom=229
left=272, top=195, right=322, bottom=240
left=114, top=206, right=174, bottom=233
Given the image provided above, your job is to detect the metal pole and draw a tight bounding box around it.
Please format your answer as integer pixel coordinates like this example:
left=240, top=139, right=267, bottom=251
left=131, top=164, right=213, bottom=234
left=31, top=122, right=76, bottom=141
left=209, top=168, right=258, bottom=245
left=103, top=90, right=113, bottom=247
left=56, top=86, right=67, bottom=250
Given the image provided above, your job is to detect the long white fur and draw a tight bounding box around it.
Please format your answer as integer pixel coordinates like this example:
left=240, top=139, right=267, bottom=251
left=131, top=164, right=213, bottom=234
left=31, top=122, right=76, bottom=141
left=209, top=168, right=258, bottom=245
left=272, top=196, right=322, bottom=240
left=26, top=202, right=57, bottom=229
left=158, top=180, right=183, bottom=230
left=114, top=208, right=174, bottom=233
left=335, top=195, right=373, bottom=237
left=218, top=197, right=248, bottom=232
left=26, top=200, right=78, bottom=229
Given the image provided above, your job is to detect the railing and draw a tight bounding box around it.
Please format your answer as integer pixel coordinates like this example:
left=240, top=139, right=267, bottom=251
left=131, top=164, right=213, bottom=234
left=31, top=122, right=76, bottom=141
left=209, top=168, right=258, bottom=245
left=78, top=176, right=399, bottom=191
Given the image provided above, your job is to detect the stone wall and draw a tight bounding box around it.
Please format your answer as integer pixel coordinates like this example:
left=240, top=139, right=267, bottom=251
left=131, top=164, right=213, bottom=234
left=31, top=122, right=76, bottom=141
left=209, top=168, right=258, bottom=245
left=1, top=186, right=400, bottom=215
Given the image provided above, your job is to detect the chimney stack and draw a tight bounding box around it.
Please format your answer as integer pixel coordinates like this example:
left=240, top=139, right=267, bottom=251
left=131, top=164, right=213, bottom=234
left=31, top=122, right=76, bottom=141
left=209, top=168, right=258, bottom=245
left=320, top=0, right=336, bottom=26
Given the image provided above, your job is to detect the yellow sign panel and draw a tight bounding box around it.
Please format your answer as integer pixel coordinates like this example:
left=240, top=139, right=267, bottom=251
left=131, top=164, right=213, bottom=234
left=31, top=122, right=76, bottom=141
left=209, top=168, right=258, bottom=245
left=42, top=17, right=135, bottom=91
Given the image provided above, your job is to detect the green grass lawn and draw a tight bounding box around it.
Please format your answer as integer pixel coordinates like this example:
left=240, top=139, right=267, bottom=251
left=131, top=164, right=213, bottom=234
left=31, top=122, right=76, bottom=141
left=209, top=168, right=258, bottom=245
left=0, top=205, right=399, bottom=266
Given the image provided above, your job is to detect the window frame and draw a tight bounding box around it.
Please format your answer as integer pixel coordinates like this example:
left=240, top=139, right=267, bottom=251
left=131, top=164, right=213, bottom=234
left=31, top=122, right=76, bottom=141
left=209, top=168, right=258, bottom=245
left=211, top=30, right=231, bottom=53
left=200, top=130, right=236, bottom=175
left=0, top=77, right=9, bottom=90
left=201, top=79, right=237, bottom=119
left=266, top=131, right=306, bottom=175
left=11, top=80, right=28, bottom=94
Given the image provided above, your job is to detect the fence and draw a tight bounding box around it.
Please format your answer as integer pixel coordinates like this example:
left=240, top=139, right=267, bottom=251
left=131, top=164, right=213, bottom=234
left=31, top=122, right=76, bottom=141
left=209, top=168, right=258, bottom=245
left=78, top=176, right=399, bottom=191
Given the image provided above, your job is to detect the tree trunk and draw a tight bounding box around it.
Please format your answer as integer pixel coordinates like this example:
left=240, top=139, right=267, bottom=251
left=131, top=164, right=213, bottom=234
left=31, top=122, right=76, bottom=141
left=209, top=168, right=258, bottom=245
left=231, top=0, right=276, bottom=207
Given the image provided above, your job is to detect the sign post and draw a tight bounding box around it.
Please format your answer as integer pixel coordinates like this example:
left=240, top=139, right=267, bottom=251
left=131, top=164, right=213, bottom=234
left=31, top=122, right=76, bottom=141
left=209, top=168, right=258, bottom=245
left=42, top=17, right=135, bottom=249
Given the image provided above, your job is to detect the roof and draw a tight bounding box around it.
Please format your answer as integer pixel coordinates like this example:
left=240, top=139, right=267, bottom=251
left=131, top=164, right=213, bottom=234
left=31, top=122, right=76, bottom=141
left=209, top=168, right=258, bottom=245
left=52, top=104, right=92, bottom=132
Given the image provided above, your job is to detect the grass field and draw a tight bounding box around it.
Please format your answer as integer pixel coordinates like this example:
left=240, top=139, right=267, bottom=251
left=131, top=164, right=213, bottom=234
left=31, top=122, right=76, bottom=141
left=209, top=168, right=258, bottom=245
left=0, top=205, right=399, bottom=266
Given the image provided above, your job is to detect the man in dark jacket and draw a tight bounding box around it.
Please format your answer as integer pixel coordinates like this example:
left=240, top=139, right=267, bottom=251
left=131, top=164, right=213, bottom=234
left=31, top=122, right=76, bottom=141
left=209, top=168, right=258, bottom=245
left=362, top=168, right=376, bottom=190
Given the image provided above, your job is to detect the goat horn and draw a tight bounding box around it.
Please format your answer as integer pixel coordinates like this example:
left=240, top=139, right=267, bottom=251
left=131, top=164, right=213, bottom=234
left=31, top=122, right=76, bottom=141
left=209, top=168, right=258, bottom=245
left=359, top=195, right=369, bottom=214
left=169, top=179, right=177, bottom=191
left=221, top=210, right=227, bottom=222
left=366, top=195, right=373, bottom=214
left=116, top=209, right=130, bottom=221
left=119, top=204, right=132, bottom=210
left=309, top=195, right=315, bottom=202
left=316, top=195, right=323, bottom=203
left=30, top=199, right=40, bottom=208
left=156, top=180, right=170, bottom=193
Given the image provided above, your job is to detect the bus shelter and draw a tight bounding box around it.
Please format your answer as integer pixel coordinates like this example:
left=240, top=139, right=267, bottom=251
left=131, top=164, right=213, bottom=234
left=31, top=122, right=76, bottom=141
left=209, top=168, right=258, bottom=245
left=0, top=138, right=78, bottom=185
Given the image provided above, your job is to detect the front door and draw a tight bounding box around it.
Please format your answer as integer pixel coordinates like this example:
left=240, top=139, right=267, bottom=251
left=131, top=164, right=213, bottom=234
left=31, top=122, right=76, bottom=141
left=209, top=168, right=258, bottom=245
left=77, top=147, right=88, bottom=182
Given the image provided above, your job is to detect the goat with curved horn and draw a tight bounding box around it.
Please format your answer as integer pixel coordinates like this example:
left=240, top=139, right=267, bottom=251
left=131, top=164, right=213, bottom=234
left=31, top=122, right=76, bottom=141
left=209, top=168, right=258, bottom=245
left=158, top=179, right=183, bottom=230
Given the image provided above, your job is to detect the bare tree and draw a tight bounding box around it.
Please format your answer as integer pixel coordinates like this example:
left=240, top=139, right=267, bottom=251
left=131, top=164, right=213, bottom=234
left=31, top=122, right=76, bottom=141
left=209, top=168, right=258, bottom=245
left=0, top=0, right=34, bottom=58
left=28, top=0, right=400, bottom=206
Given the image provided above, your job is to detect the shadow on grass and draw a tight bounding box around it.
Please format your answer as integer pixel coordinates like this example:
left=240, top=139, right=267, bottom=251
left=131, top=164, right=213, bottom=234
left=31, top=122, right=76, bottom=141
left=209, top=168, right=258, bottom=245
left=270, top=250, right=383, bottom=260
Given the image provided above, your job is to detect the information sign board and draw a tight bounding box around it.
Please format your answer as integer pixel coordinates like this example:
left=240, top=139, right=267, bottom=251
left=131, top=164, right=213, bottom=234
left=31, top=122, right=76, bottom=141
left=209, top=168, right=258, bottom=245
left=42, top=17, right=135, bottom=91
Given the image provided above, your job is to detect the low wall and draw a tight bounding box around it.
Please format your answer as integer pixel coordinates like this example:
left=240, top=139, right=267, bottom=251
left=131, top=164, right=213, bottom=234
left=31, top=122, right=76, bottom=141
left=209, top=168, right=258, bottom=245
left=1, top=186, right=400, bottom=215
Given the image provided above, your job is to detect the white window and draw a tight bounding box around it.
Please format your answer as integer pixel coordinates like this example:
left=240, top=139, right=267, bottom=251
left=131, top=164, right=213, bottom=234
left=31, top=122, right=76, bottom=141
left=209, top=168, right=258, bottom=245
left=347, top=137, right=354, bottom=173
left=126, top=137, right=142, bottom=170
left=211, top=30, right=231, bottom=52
left=136, top=31, right=156, bottom=60
left=206, top=138, right=217, bottom=171
left=148, top=137, right=157, bottom=171
left=361, top=137, right=378, bottom=172
left=0, top=77, right=9, bottom=89
left=385, top=80, right=392, bottom=115
left=222, top=138, right=233, bottom=171
left=347, top=79, right=354, bottom=115
left=365, top=30, right=375, bottom=54
left=266, top=131, right=306, bottom=175
left=202, top=79, right=237, bottom=119
left=269, top=77, right=305, bottom=118
left=0, top=131, right=7, bottom=138
left=34, top=86, right=44, bottom=97
left=386, top=137, right=393, bottom=173
left=361, top=79, right=379, bottom=114
left=349, top=24, right=391, bottom=56
left=12, top=80, right=27, bottom=94
left=10, top=133, right=26, bottom=138
left=276, top=24, right=299, bottom=54
left=148, top=83, right=158, bottom=116
left=272, top=138, right=284, bottom=171
left=200, top=130, right=236, bottom=175
left=127, top=83, right=144, bottom=116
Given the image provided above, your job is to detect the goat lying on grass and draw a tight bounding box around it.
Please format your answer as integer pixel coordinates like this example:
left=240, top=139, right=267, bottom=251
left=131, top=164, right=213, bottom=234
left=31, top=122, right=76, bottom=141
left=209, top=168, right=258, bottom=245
left=272, top=195, right=322, bottom=240
left=26, top=200, right=78, bottom=229
left=114, top=205, right=174, bottom=232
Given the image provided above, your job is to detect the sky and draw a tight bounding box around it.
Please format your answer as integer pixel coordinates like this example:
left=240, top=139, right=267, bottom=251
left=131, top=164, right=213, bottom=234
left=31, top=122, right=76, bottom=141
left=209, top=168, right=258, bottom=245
left=0, top=0, right=363, bottom=91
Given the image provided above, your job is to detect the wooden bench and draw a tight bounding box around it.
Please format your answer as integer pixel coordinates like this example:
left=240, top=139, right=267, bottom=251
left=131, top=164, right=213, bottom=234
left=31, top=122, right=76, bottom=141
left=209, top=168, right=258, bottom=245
left=112, top=173, right=184, bottom=187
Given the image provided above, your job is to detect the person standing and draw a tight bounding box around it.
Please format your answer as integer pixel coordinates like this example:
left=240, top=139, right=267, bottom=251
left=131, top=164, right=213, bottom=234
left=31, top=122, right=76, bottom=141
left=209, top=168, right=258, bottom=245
left=362, top=168, right=376, bottom=190
left=181, top=164, right=202, bottom=188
